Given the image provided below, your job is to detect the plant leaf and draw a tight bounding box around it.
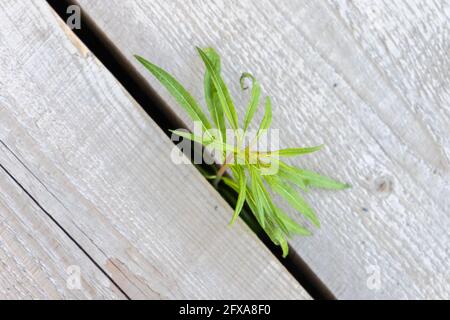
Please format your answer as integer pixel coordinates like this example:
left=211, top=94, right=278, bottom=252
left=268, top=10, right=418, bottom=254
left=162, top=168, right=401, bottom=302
left=240, top=73, right=261, bottom=131
left=272, top=229, right=289, bottom=258
left=271, top=211, right=290, bottom=236
left=253, top=166, right=310, bottom=237
left=274, top=207, right=311, bottom=237
left=222, top=176, right=289, bottom=257
left=251, top=165, right=279, bottom=229
left=256, top=96, right=272, bottom=140
left=196, top=47, right=239, bottom=130
left=170, top=129, right=212, bottom=145
left=280, top=161, right=350, bottom=190
left=248, top=166, right=266, bottom=228
left=170, top=129, right=231, bottom=155
left=277, top=161, right=308, bottom=191
left=203, top=48, right=226, bottom=144
left=222, top=176, right=263, bottom=227
left=222, top=176, right=238, bottom=190
left=230, top=166, right=247, bottom=225
left=135, top=55, right=212, bottom=138
left=260, top=145, right=323, bottom=158
left=265, top=175, right=320, bottom=227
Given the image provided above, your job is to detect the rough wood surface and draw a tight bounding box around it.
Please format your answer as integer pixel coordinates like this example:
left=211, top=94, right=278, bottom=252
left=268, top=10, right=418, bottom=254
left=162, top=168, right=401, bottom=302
left=0, top=1, right=310, bottom=299
left=0, top=146, right=124, bottom=299
left=78, top=0, right=450, bottom=299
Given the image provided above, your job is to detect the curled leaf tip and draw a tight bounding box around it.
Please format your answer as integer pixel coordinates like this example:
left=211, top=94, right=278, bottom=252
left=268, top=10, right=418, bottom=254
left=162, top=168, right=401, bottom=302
left=240, top=72, right=255, bottom=90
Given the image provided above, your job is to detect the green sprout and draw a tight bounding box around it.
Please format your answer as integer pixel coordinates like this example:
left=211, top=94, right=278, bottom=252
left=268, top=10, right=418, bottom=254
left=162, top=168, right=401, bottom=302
left=135, top=47, right=350, bottom=257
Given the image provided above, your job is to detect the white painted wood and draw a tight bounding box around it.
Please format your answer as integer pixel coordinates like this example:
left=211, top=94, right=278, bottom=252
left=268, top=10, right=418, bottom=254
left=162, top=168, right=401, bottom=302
left=0, top=1, right=310, bottom=299
left=78, top=0, right=450, bottom=299
left=0, top=145, right=124, bottom=299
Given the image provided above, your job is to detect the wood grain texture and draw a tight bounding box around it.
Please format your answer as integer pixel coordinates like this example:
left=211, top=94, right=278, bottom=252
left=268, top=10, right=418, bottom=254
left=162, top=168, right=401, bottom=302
left=0, top=145, right=124, bottom=299
left=78, top=0, right=450, bottom=299
left=0, top=1, right=310, bottom=299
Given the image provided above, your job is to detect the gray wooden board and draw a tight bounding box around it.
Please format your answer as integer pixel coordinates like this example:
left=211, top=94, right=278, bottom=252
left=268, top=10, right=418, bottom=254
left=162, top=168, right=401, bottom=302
left=78, top=0, right=450, bottom=299
left=0, top=0, right=310, bottom=299
left=0, top=147, right=124, bottom=299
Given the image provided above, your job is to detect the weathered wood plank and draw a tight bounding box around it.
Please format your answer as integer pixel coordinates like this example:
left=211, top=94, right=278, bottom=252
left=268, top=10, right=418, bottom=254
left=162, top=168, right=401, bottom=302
left=0, top=145, right=124, bottom=299
left=0, top=0, right=310, bottom=299
left=78, top=0, right=449, bottom=299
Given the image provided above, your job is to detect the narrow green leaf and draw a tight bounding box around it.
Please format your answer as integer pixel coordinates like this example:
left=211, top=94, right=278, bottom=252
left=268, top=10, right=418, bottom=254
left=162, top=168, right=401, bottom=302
left=222, top=176, right=239, bottom=191
left=277, top=162, right=308, bottom=191
left=274, top=207, right=311, bottom=237
left=230, top=166, right=247, bottom=225
left=248, top=166, right=266, bottom=228
left=203, top=48, right=226, bottom=144
left=280, top=161, right=350, bottom=190
left=135, top=55, right=212, bottom=138
left=270, top=207, right=290, bottom=236
left=171, top=129, right=232, bottom=157
left=170, top=129, right=212, bottom=145
left=222, top=177, right=263, bottom=227
left=240, top=73, right=261, bottom=131
left=253, top=166, right=310, bottom=237
left=261, top=145, right=323, bottom=158
left=265, top=175, right=320, bottom=227
left=195, top=169, right=217, bottom=181
left=256, top=96, right=272, bottom=140
left=272, top=229, right=289, bottom=258
left=222, top=176, right=289, bottom=257
left=251, top=165, right=280, bottom=229
left=302, top=169, right=351, bottom=190
left=196, top=47, right=239, bottom=130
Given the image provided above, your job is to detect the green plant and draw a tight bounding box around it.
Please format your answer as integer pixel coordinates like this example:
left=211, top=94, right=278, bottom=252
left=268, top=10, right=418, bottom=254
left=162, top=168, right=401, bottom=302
left=135, top=47, right=350, bottom=257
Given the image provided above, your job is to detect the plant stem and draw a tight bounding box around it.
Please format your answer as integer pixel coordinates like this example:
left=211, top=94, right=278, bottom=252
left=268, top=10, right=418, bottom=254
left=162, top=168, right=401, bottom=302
left=213, top=152, right=235, bottom=188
